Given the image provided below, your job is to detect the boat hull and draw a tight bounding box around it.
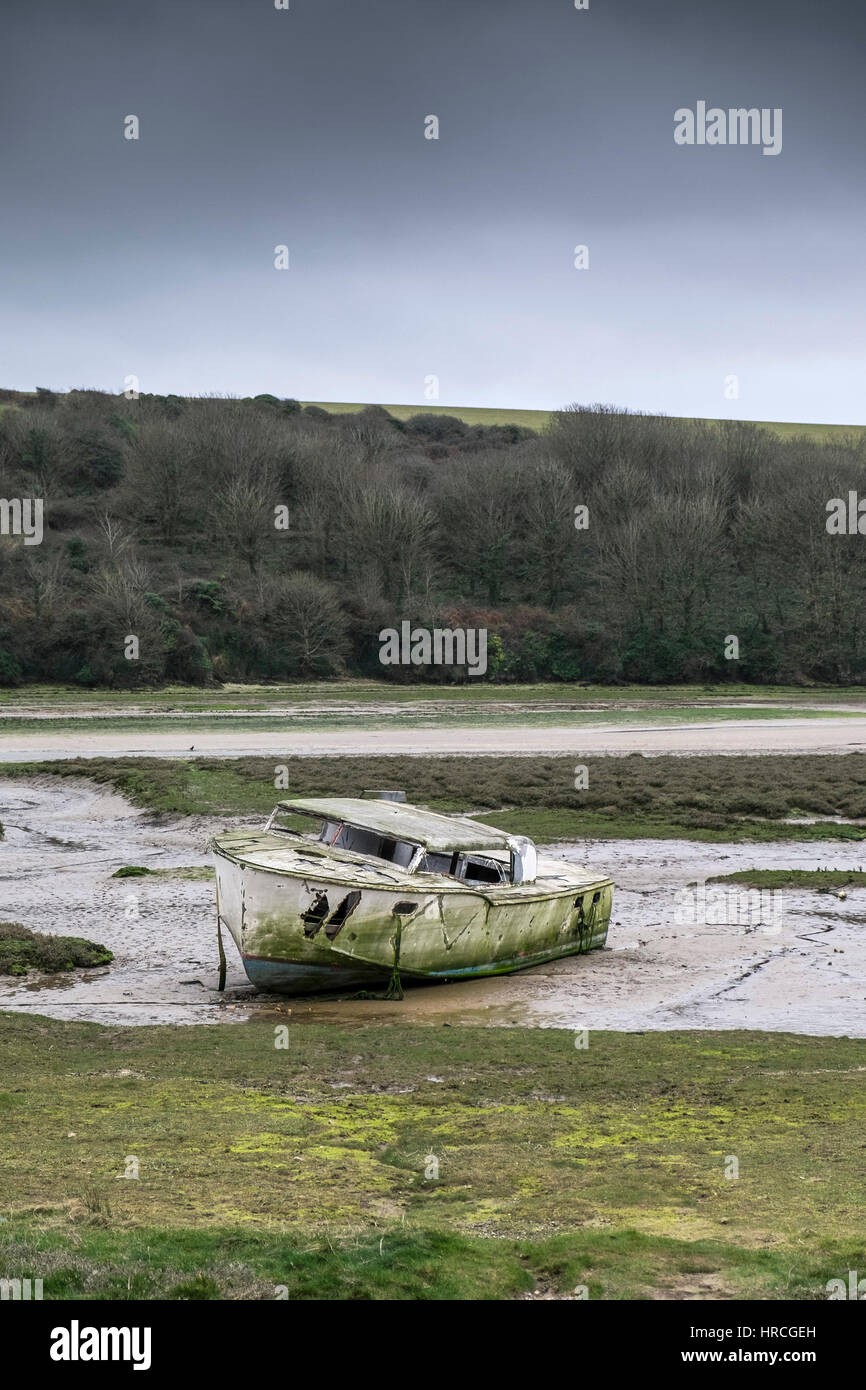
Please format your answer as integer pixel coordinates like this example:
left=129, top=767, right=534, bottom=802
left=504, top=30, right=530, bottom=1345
left=213, top=840, right=612, bottom=996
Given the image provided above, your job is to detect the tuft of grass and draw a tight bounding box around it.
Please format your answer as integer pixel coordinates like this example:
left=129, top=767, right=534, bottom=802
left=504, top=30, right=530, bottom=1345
left=112, top=865, right=152, bottom=878
left=708, top=869, right=866, bottom=891
left=0, top=923, right=113, bottom=976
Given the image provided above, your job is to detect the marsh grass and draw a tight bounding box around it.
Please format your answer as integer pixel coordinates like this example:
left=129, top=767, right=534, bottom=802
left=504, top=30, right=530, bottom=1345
left=5, top=753, right=866, bottom=841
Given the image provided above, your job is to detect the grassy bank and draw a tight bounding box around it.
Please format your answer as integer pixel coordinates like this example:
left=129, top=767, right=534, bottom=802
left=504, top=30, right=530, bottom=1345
left=4, top=753, right=866, bottom=842
left=1, top=1014, right=863, bottom=1299
left=3, top=680, right=866, bottom=713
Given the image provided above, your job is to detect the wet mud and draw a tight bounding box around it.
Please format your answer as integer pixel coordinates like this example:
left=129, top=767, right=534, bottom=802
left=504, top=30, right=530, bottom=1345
left=1, top=777, right=864, bottom=1035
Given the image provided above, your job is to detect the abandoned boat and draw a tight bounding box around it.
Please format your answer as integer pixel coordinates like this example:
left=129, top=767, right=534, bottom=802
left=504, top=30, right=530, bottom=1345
left=210, top=796, right=613, bottom=995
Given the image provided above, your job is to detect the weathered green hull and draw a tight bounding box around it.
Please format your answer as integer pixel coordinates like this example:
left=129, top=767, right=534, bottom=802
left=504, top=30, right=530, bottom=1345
left=212, top=830, right=612, bottom=996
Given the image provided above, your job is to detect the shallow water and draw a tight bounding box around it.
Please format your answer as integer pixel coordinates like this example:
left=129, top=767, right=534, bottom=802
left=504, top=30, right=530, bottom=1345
left=1, top=777, right=864, bottom=1035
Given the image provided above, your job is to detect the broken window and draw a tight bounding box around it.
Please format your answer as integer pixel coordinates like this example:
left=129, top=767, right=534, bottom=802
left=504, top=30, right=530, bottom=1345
left=321, top=822, right=417, bottom=867
left=458, top=855, right=506, bottom=885
left=417, top=851, right=457, bottom=875
left=269, top=810, right=324, bottom=837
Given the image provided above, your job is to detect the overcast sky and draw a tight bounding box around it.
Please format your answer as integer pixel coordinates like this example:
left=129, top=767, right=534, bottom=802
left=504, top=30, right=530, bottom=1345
left=1, top=0, right=864, bottom=422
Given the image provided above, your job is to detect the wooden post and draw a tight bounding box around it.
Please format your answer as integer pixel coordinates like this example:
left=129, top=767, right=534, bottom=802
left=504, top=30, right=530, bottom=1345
left=215, top=879, right=227, bottom=992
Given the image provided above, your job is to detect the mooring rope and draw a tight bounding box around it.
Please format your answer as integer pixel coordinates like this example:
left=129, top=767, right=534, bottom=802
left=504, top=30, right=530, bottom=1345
left=348, top=912, right=405, bottom=1001
left=382, top=915, right=404, bottom=1000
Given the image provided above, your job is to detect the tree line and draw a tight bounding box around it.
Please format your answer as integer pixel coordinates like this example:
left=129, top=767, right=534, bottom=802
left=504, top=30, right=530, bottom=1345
left=0, top=387, right=864, bottom=687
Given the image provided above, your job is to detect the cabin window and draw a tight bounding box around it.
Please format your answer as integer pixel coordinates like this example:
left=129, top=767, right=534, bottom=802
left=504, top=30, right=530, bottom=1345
left=319, top=822, right=418, bottom=867
left=458, top=855, right=506, bottom=885
left=417, top=851, right=457, bottom=875
left=592, top=891, right=601, bottom=903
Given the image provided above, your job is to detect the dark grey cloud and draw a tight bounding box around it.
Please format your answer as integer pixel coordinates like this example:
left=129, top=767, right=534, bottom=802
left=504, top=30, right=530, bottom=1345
left=1, top=0, right=864, bottom=421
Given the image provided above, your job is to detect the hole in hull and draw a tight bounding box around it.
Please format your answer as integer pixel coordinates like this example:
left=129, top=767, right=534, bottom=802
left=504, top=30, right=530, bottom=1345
left=325, top=890, right=362, bottom=940
left=301, top=891, right=330, bottom=938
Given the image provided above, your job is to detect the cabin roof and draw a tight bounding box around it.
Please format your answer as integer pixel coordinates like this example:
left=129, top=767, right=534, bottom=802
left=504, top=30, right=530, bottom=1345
left=277, top=797, right=517, bottom=853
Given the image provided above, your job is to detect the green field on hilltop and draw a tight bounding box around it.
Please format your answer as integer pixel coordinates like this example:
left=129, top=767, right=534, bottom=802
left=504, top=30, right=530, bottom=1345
left=303, top=401, right=552, bottom=430
left=1, top=1014, right=863, bottom=1300
left=303, top=401, right=865, bottom=442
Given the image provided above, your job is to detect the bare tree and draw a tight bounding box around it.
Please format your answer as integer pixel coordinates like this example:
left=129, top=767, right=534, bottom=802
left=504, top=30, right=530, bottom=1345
left=260, top=571, right=348, bottom=675
left=126, top=418, right=195, bottom=546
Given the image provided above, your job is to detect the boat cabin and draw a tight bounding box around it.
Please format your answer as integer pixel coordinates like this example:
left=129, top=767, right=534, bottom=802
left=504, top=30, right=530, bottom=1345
left=265, top=796, right=538, bottom=885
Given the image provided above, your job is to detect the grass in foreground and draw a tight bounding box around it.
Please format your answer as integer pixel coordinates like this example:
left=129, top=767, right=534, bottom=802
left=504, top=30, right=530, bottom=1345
left=1, top=1224, right=852, bottom=1303
left=0, top=1015, right=863, bottom=1299
left=4, top=753, right=866, bottom=842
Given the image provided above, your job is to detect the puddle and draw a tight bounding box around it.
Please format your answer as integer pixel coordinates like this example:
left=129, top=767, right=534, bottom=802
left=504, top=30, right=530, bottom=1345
left=1, top=777, right=865, bottom=1035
